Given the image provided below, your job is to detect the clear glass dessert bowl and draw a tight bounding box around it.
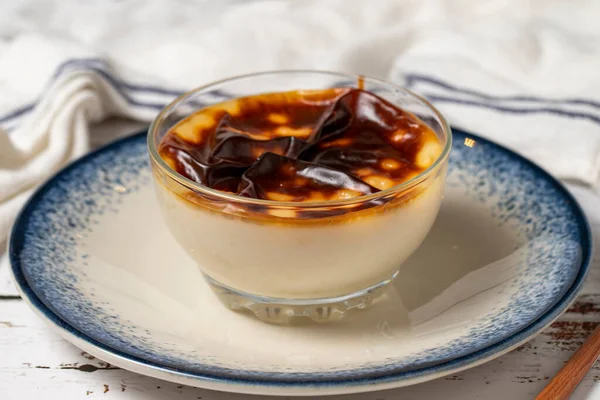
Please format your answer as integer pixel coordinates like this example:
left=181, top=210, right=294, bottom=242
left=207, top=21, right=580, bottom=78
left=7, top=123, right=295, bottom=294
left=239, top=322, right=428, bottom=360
left=147, top=71, right=452, bottom=324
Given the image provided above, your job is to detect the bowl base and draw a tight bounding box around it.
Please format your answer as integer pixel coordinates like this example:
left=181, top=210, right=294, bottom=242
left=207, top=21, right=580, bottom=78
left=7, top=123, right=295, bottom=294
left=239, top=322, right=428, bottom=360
left=203, top=273, right=397, bottom=325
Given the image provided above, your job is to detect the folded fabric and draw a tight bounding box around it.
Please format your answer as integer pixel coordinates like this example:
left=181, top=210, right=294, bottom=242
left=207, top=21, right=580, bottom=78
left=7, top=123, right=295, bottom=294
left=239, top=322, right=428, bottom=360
left=2, top=0, right=600, bottom=294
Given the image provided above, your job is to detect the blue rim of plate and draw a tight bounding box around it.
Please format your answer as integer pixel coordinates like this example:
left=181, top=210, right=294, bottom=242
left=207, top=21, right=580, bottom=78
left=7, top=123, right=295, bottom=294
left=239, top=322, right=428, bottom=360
left=8, top=128, right=592, bottom=391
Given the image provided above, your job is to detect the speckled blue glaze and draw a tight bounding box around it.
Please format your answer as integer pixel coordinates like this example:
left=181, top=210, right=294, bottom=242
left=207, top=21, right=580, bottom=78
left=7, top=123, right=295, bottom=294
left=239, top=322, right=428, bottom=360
left=9, top=128, right=591, bottom=389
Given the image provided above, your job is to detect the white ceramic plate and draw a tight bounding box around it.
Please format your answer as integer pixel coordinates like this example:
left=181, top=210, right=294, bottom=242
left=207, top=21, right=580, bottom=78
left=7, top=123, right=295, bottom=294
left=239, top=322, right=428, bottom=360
left=9, top=129, right=591, bottom=396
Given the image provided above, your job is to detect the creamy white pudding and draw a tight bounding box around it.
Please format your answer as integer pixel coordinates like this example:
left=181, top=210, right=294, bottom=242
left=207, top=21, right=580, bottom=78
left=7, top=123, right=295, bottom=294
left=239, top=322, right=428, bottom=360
left=153, top=171, right=445, bottom=299
left=150, top=86, right=447, bottom=300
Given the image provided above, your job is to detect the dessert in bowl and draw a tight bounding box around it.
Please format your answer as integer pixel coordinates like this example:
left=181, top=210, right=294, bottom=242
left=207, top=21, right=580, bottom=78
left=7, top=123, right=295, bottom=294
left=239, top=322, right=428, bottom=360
left=147, top=71, right=451, bottom=323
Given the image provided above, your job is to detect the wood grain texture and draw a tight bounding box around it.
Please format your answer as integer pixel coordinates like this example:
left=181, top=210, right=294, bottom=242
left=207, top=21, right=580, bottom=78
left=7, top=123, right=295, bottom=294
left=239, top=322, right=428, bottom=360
left=2, top=299, right=600, bottom=400
left=537, top=324, right=600, bottom=399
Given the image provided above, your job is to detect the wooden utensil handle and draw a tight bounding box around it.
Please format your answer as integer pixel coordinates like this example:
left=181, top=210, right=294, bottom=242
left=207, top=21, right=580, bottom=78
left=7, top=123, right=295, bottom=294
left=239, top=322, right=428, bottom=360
left=536, top=323, right=600, bottom=400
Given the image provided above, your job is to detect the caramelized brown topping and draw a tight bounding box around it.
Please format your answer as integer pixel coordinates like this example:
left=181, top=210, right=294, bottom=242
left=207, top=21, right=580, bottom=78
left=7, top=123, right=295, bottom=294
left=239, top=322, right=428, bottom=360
left=159, top=88, right=441, bottom=202
left=238, top=153, right=378, bottom=202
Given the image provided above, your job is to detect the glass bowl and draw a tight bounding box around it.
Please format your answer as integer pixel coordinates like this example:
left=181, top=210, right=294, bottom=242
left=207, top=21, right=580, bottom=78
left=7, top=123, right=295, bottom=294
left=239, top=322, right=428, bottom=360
left=147, top=71, right=452, bottom=324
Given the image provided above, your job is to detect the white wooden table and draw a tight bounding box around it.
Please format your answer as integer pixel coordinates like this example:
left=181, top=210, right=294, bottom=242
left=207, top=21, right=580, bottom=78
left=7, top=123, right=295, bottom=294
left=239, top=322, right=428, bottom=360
left=1, top=122, right=600, bottom=400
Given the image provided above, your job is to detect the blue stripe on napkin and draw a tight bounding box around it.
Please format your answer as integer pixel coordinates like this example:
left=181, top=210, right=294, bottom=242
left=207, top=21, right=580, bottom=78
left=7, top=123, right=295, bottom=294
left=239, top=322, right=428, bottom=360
left=424, top=94, right=600, bottom=126
left=3, top=62, right=600, bottom=128
left=405, top=73, right=600, bottom=110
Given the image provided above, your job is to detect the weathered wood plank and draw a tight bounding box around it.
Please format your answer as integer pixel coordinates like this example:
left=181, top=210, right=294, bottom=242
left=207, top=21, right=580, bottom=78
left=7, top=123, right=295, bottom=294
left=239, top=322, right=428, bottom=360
left=2, top=299, right=600, bottom=399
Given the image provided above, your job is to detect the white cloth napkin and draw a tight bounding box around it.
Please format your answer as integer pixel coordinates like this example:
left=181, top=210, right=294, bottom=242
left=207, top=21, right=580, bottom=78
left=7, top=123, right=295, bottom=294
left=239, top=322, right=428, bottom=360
left=2, top=0, right=600, bottom=294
